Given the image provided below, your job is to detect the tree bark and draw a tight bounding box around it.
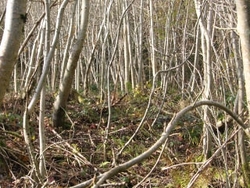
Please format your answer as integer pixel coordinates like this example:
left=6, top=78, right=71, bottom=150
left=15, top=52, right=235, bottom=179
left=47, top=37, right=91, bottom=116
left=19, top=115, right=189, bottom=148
left=149, top=0, right=156, bottom=78
left=0, top=0, right=27, bottom=104
left=194, top=0, right=214, bottom=159
left=235, top=0, right=250, bottom=186
left=53, top=0, right=90, bottom=127
left=236, top=0, right=250, bottom=116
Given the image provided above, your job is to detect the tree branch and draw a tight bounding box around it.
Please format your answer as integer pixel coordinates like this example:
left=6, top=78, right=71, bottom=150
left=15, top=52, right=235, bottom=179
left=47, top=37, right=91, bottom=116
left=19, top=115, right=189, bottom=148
left=71, top=100, right=247, bottom=188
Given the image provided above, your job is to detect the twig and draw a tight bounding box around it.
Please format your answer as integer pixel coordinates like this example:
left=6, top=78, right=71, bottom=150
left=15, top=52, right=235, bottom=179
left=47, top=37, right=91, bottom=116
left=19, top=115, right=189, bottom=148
left=111, top=93, right=127, bottom=106
left=50, top=128, right=92, bottom=166
left=134, top=138, right=169, bottom=187
left=161, top=162, right=203, bottom=171
left=23, top=109, right=42, bottom=184
left=187, top=128, right=240, bottom=188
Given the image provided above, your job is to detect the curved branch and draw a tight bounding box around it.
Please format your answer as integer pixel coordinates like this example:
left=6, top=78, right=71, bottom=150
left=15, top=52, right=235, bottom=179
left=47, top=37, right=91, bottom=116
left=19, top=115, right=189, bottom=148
left=164, top=100, right=247, bottom=135
left=71, top=100, right=247, bottom=188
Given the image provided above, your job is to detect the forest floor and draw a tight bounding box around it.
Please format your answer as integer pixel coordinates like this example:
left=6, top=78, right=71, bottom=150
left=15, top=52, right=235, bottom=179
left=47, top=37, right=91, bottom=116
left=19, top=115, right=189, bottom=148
left=0, top=89, right=243, bottom=187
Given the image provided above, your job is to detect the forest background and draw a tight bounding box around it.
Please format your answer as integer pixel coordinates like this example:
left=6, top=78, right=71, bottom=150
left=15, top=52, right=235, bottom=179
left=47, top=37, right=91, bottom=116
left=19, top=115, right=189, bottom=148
left=1, top=0, right=250, bottom=187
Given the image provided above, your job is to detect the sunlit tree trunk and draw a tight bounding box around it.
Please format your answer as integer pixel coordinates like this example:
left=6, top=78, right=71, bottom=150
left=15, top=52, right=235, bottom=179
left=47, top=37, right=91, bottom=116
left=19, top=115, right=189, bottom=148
left=0, top=0, right=27, bottom=104
left=124, top=0, right=134, bottom=91
left=137, top=0, right=144, bottom=89
left=236, top=0, right=250, bottom=117
left=38, top=0, right=50, bottom=179
left=22, top=0, right=70, bottom=183
left=28, top=0, right=70, bottom=111
left=53, top=0, right=90, bottom=127
left=194, top=0, right=214, bottom=159
left=189, top=25, right=200, bottom=91
left=228, top=10, right=245, bottom=187
left=60, top=1, right=77, bottom=85
left=123, top=11, right=129, bottom=92
left=149, top=0, right=156, bottom=78
left=235, top=0, right=250, bottom=185
left=75, top=0, right=81, bottom=92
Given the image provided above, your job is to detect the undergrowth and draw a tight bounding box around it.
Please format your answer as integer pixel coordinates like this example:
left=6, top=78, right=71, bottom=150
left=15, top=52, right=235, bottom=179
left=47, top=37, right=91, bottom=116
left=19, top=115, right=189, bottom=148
left=0, top=89, right=243, bottom=187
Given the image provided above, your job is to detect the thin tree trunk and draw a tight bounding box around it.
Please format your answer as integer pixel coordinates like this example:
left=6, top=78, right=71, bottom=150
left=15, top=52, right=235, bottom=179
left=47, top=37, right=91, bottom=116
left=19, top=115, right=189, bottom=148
left=235, top=0, right=250, bottom=185
left=194, top=0, right=214, bottom=159
left=149, top=0, right=156, bottom=78
left=22, top=0, right=70, bottom=183
left=230, top=11, right=245, bottom=187
left=137, top=0, right=143, bottom=89
left=123, top=12, right=129, bottom=92
left=38, top=0, right=50, bottom=179
left=28, top=0, right=70, bottom=111
left=53, top=0, right=90, bottom=127
left=60, top=1, right=77, bottom=84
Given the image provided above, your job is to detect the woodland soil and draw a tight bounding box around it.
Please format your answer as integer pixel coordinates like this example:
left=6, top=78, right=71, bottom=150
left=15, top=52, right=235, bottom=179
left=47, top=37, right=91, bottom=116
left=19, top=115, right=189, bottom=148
left=0, top=92, right=239, bottom=187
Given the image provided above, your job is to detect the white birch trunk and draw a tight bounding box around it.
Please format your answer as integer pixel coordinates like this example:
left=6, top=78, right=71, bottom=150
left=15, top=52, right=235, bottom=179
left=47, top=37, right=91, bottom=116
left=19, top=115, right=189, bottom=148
left=149, top=0, right=156, bottom=78
left=0, top=0, right=27, bottom=104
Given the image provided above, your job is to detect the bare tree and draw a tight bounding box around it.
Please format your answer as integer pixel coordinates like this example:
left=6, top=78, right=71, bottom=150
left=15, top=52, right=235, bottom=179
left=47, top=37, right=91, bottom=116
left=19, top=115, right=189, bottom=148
left=148, top=0, right=156, bottom=78
left=194, top=0, right=214, bottom=159
left=235, top=0, right=250, bottom=185
left=0, top=0, right=27, bottom=104
left=3, top=0, right=250, bottom=187
left=53, top=0, right=90, bottom=127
